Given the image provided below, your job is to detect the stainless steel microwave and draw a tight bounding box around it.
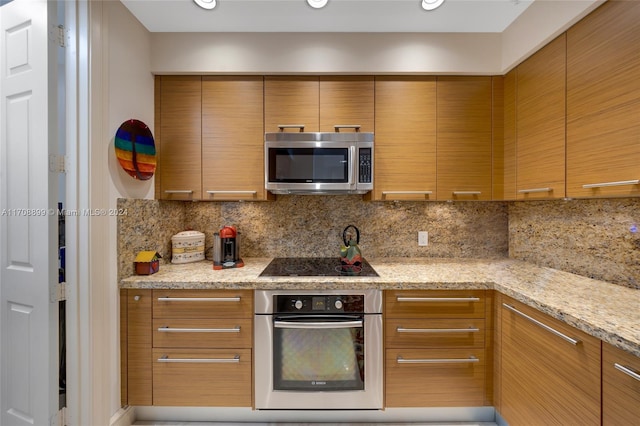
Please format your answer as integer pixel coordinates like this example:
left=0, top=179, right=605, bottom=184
left=265, top=132, right=374, bottom=195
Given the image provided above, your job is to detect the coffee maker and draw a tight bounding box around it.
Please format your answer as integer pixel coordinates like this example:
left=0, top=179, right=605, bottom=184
left=213, top=225, right=244, bottom=270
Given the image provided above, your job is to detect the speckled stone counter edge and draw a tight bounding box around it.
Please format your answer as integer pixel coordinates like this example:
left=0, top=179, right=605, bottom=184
left=120, top=257, right=640, bottom=358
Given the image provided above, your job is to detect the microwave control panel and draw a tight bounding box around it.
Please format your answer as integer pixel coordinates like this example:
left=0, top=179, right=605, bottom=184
left=358, top=148, right=372, bottom=184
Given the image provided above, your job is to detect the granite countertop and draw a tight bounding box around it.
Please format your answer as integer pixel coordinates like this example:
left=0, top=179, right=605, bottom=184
left=120, top=257, right=640, bottom=358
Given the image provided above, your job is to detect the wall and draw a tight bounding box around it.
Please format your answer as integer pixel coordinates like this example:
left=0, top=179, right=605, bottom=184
left=509, top=198, right=640, bottom=290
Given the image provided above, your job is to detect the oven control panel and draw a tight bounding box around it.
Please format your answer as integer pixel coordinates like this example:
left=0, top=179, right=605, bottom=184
left=274, top=295, right=365, bottom=313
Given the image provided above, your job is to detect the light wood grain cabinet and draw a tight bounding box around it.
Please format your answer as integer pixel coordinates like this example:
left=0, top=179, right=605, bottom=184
left=515, top=34, right=566, bottom=200
left=372, top=76, right=437, bottom=201
left=384, top=290, right=489, bottom=407
left=602, top=342, right=640, bottom=425
left=436, top=77, right=492, bottom=201
left=498, top=295, right=601, bottom=425
left=320, top=76, right=374, bottom=132
left=202, top=76, right=268, bottom=201
left=264, top=76, right=319, bottom=132
left=121, top=289, right=152, bottom=406
left=566, top=0, right=640, bottom=198
left=155, top=76, right=202, bottom=200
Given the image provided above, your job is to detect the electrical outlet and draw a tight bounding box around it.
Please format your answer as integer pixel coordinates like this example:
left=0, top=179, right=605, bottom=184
left=418, top=231, right=428, bottom=246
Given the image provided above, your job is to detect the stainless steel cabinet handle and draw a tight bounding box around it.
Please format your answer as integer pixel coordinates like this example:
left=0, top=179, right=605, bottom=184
left=382, top=191, right=433, bottom=195
left=396, top=297, right=480, bottom=302
left=502, top=303, right=581, bottom=345
left=158, top=326, right=240, bottom=333
left=278, top=124, right=305, bottom=132
left=614, top=363, right=640, bottom=382
left=452, top=191, right=481, bottom=195
left=582, top=179, right=639, bottom=189
left=158, top=355, right=240, bottom=363
left=163, top=190, right=193, bottom=194
left=157, top=297, right=241, bottom=302
left=518, top=187, right=552, bottom=194
left=334, top=125, right=361, bottom=132
left=206, top=190, right=257, bottom=195
left=397, top=355, right=479, bottom=364
left=274, top=320, right=363, bottom=329
left=396, top=327, right=479, bottom=333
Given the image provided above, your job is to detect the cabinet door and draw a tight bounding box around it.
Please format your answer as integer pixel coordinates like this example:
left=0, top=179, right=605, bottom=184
left=373, top=76, right=437, bottom=200
left=516, top=35, right=566, bottom=200
left=385, top=318, right=485, bottom=349
left=202, top=76, right=267, bottom=201
left=385, top=290, right=485, bottom=319
left=436, top=77, right=492, bottom=201
left=319, top=76, right=374, bottom=132
left=264, top=76, right=319, bottom=132
left=500, top=296, right=601, bottom=425
left=602, top=342, right=640, bottom=425
left=125, top=289, right=152, bottom=406
left=152, top=289, right=253, bottom=319
left=566, top=0, right=640, bottom=198
left=156, top=76, right=202, bottom=200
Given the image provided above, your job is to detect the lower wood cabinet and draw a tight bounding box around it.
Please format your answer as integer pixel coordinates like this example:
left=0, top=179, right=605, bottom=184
left=602, top=342, right=640, bottom=425
left=498, top=295, right=601, bottom=425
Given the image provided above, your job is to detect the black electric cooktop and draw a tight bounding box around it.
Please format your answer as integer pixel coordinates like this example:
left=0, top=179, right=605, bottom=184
left=259, top=257, right=379, bottom=277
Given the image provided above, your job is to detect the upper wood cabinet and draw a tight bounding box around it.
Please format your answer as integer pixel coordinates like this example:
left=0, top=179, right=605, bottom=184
left=264, top=76, right=319, bottom=132
left=202, top=76, right=270, bottom=201
left=566, top=0, right=640, bottom=198
left=516, top=34, right=566, bottom=200
left=319, top=76, right=374, bottom=132
left=372, top=76, right=437, bottom=201
left=436, top=77, right=493, bottom=201
left=495, top=71, right=517, bottom=200
left=156, top=76, right=202, bottom=200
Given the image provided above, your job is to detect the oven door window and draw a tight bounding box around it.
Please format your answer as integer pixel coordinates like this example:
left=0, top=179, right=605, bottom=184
left=268, top=147, right=350, bottom=183
left=273, top=315, right=364, bottom=391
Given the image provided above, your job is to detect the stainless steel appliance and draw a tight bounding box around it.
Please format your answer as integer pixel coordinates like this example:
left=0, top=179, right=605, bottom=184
left=265, top=131, right=374, bottom=195
left=254, top=289, right=383, bottom=410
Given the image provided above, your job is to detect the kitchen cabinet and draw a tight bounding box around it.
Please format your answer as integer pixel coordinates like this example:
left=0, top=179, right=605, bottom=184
left=121, top=289, right=152, bottom=406
left=201, top=76, right=270, bottom=201
left=602, top=342, right=640, bottom=425
left=436, top=77, right=492, bottom=201
left=515, top=34, right=566, bottom=200
left=384, top=290, right=490, bottom=407
left=494, top=71, right=516, bottom=200
left=566, top=0, right=640, bottom=198
left=155, top=76, right=202, bottom=200
left=372, top=76, right=437, bottom=201
left=498, top=295, right=600, bottom=425
left=264, top=76, right=319, bottom=133
left=319, top=76, right=374, bottom=132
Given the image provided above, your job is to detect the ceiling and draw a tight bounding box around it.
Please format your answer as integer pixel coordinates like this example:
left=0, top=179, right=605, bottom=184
left=121, top=0, right=537, bottom=33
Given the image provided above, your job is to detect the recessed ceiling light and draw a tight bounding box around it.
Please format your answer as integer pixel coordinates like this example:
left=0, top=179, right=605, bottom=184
left=307, top=0, right=329, bottom=9
left=422, top=0, right=445, bottom=11
left=194, top=0, right=216, bottom=10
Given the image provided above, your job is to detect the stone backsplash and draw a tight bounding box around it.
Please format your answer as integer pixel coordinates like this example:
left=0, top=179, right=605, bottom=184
left=509, top=198, right=640, bottom=289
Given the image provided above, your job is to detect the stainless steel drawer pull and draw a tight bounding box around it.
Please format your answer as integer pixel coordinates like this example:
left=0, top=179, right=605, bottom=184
left=382, top=191, right=433, bottom=195
left=274, top=320, right=363, bottom=330
left=396, top=327, right=479, bottom=333
left=502, top=303, right=581, bottom=346
left=158, top=326, right=241, bottom=333
left=158, top=355, right=240, bottom=363
left=397, top=355, right=479, bottom=364
left=334, top=125, right=361, bottom=132
left=518, top=187, right=552, bottom=194
left=582, top=179, right=639, bottom=189
left=206, top=190, right=257, bottom=195
left=157, top=297, right=241, bottom=302
left=452, top=191, right=481, bottom=195
left=396, top=297, right=480, bottom=303
left=614, top=363, right=640, bottom=382
left=278, top=124, right=305, bottom=132
left=163, top=190, right=193, bottom=194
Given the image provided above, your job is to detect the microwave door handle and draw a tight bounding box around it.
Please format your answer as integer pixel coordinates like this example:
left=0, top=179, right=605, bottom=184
left=274, top=320, right=363, bottom=329
left=350, top=145, right=356, bottom=187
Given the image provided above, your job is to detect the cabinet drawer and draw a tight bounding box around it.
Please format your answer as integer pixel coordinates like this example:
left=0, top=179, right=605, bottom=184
left=603, top=343, right=640, bottom=425
left=153, top=318, right=252, bottom=349
left=152, top=290, right=252, bottom=318
left=385, top=348, right=486, bottom=407
left=385, top=290, right=485, bottom=318
left=152, top=348, right=252, bottom=406
left=385, top=318, right=484, bottom=349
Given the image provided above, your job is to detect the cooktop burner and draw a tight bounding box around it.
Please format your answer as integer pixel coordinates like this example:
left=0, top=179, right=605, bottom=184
left=259, top=257, right=379, bottom=277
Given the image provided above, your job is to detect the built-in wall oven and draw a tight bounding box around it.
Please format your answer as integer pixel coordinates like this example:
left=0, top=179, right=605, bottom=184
left=254, top=289, right=383, bottom=410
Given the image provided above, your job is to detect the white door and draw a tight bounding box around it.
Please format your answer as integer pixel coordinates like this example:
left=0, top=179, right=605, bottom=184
left=0, top=0, right=59, bottom=425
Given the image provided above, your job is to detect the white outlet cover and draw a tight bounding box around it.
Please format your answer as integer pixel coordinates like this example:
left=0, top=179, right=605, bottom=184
left=418, top=231, right=429, bottom=246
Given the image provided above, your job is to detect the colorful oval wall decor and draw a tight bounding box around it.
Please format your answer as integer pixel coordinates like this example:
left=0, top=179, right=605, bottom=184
left=114, top=119, right=156, bottom=180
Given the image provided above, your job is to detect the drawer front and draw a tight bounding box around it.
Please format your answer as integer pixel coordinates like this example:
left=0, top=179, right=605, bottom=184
left=386, top=318, right=485, bottom=349
left=385, top=348, right=486, bottom=407
left=153, top=318, right=252, bottom=349
left=152, top=348, right=252, bottom=406
left=603, top=343, right=640, bottom=425
left=385, top=290, right=485, bottom=318
left=152, top=289, right=253, bottom=318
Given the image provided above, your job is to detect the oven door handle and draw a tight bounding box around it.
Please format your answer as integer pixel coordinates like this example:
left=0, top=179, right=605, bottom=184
left=274, top=319, right=363, bottom=329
